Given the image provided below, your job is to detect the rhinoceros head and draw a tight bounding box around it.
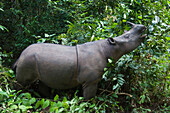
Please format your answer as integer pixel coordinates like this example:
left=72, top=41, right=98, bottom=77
left=107, top=22, right=147, bottom=61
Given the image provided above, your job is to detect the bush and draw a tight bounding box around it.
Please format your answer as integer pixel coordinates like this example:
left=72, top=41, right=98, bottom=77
left=0, top=0, right=169, bottom=112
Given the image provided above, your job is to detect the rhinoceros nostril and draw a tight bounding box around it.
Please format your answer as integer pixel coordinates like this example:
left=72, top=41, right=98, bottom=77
left=142, top=26, right=146, bottom=30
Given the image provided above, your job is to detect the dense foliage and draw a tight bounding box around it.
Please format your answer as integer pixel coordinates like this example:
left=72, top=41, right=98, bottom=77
left=0, top=0, right=169, bottom=112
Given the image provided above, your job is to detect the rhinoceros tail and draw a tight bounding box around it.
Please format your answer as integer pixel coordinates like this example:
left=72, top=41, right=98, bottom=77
left=12, top=59, right=18, bottom=74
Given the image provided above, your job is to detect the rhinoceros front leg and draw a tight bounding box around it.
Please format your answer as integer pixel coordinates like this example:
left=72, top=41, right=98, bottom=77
left=83, top=83, right=98, bottom=100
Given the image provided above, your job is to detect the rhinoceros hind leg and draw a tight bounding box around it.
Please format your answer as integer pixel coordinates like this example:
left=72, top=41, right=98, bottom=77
left=38, top=81, right=51, bottom=98
left=16, top=71, right=36, bottom=89
left=16, top=54, right=39, bottom=88
left=83, top=83, right=98, bottom=100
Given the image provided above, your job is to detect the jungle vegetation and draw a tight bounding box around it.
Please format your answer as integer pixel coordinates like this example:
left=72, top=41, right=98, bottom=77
left=0, top=0, right=169, bottom=112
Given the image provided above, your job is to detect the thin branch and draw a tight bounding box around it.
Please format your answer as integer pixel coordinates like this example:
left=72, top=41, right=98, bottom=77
left=99, top=82, right=112, bottom=96
left=99, top=88, right=132, bottom=97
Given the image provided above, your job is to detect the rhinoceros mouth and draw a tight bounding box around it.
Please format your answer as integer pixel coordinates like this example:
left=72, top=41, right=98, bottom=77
left=140, top=34, right=147, bottom=38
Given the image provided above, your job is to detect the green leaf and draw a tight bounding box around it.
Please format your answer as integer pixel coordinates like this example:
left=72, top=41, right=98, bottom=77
left=51, top=101, right=57, bottom=107
left=147, top=96, right=151, bottom=102
left=112, top=77, right=117, bottom=81
left=22, top=99, right=30, bottom=106
left=139, top=95, right=145, bottom=104
left=33, top=91, right=41, bottom=97
left=41, top=99, right=45, bottom=104
left=37, top=38, right=46, bottom=43
left=138, top=16, right=142, bottom=19
left=35, top=101, right=41, bottom=109
left=19, top=105, right=32, bottom=112
left=29, top=98, right=36, bottom=104
left=80, top=102, right=87, bottom=108
left=42, top=100, right=50, bottom=109
left=0, top=91, right=8, bottom=97
left=123, top=20, right=127, bottom=22
left=58, top=108, right=65, bottom=112
left=113, top=84, right=119, bottom=90
left=54, top=94, right=59, bottom=101
left=90, top=104, right=95, bottom=108
left=112, top=93, right=118, bottom=98
left=98, top=97, right=104, bottom=101
left=45, top=33, right=49, bottom=37
left=62, top=97, right=67, bottom=103
left=79, top=97, right=84, bottom=100
left=102, top=71, right=108, bottom=79
left=118, top=74, right=124, bottom=78
left=166, top=37, right=170, bottom=40
left=111, top=23, right=118, bottom=28
left=108, top=59, right=112, bottom=63
left=0, top=25, right=9, bottom=32
left=8, top=69, right=14, bottom=74
left=50, top=106, right=56, bottom=112
left=10, top=105, right=18, bottom=110
left=55, top=108, right=59, bottom=113
left=63, top=102, right=69, bottom=109
left=56, top=101, right=62, bottom=108
left=19, top=93, right=31, bottom=98
left=0, top=8, right=4, bottom=11
left=104, top=68, right=108, bottom=71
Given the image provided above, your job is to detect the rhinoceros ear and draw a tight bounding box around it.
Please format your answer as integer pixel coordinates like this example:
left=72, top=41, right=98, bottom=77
left=108, top=38, right=116, bottom=45
left=127, top=21, right=135, bottom=27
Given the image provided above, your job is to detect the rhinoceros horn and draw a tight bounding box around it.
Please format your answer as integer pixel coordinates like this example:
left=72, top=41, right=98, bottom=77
left=127, top=21, right=135, bottom=27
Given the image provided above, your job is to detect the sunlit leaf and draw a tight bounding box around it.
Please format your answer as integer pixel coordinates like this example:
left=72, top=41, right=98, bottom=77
left=54, top=94, right=59, bottom=101
left=138, top=16, right=142, bottom=19
left=42, top=100, right=50, bottom=109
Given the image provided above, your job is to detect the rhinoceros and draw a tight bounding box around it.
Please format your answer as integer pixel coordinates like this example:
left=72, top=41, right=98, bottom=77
left=12, top=22, right=147, bottom=99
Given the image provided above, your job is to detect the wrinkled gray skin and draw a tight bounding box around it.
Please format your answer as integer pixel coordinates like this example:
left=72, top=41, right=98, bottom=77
left=13, top=23, right=147, bottom=99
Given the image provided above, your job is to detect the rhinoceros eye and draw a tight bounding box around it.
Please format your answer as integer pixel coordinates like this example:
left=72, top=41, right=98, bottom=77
left=124, top=34, right=129, bottom=38
left=108, top=38, right=116, bottom=45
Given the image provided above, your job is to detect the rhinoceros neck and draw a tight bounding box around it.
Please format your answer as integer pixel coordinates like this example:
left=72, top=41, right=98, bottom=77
left=76, top=40, right=109, bottom=83
left=77, top=39, right=119, bottom=61
left=77, top=40, right=109, bottom=68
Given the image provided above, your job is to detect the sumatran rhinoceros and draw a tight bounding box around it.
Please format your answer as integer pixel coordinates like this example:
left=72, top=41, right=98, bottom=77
left=12, top=22, right=147, bottom=99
